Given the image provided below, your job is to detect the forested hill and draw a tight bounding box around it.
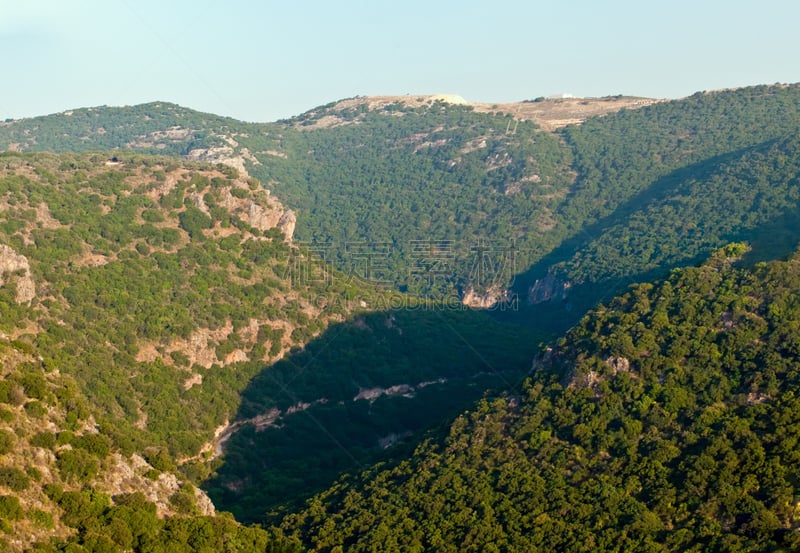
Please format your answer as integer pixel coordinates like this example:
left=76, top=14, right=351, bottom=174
left=0, top=151, right=538, bottom=550
left=2, top=85, right=800, bottom=320
left=0, top=151, right=335, bottom=550
left=281, top=246, right=800, bottom=552
left=514, top=84, right=800, bottom=325
left=0, top=102, right=244, bottom=156
left=4, top=85, right=800, bottom=550
left=0, top=97, right=577, bottom=301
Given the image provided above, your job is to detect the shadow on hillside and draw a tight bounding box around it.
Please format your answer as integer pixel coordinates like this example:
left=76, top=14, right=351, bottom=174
left=501, top=139, right=800, bottom=332
left=202, top=306, right=540, bottom=525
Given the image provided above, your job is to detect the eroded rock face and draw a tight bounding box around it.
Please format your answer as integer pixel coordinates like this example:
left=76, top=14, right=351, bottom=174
left=101, top=453, right=215, bottom=517
left=186, top=141, right=295, bottom=241
left=0, top=244, right=35, bottom=303
left=462, top=286, right=507, bottom=308
left=605, top=356, right=631, bottom=375
left=277, top=209, right=296, bottom=240
left=528, top=273, right=570, bottom=304
left=219, top=187, right=296, bottom=240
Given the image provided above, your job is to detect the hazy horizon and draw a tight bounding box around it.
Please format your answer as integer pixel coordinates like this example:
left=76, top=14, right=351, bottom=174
left=2, top=0, right=799, bottom=122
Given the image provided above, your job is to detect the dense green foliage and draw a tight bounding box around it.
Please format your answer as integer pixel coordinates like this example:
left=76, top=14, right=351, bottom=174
left=0, top=98, right=576, bottom=299
left=0, top=152, right=360, bottom=459
left=0, top=336, right=294, bottom=551
left=6, top=86, right=800, bottom=312
left=0, top=102, right=242, bottom=155
left=250, top=101, right=574, bottom=298
left=514, top=84, right=800, bottom=324
left=281, top=248, right=800, bottom=551
left=4, top=85, right=800, bottom=550
left=34, top=488, right=301, bottom=553
left=0, top=151, right=545, bottom=550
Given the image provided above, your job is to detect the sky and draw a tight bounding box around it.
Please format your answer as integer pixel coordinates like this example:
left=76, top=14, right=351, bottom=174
left=2, top=0, right=799, bottom=122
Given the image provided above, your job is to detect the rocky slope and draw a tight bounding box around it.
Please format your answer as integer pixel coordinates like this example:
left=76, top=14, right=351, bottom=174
left=0, top=151, right=381, bottom=470
left=0, top=336, right=222, bottom=551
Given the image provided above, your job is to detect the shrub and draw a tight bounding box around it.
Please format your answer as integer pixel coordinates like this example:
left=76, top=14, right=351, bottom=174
left=0, top=431, right=14, bottom=455
left=0, top=467, right=29, bottom=491
left=0, top=496, right=22, bottom=520
left=71, top=433, right=112, bottom=458
left=56, top=449, right=99, bottom=483
left=30, top=431, right=56, bottom=449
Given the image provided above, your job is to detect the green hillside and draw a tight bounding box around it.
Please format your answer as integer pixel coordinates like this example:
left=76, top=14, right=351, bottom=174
left=0, top=102, right=244, bottom=156
left=0, top=151, right=354, bottom=458
left=0, top=151, right=540, bottom=550
left=0, top=98, right=575, bottom=300
left=4, top=85, right=800, bottom=313
left=281, top=246, right=800, bottom=552
left=3, top=84, right=800, bottom=550
left=0, top=324, right=301, bottom=552
left=513, top=84, right=800, bottom=327
left=252, top=100, right=574, bottom=299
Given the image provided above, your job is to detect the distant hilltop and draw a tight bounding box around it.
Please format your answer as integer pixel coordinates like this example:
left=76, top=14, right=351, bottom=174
left=428, top=94, right=468, bottom=104
left=298, top=93, right=664, bottom=131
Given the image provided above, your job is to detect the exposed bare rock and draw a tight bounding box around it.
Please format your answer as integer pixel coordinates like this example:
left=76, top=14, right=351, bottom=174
left=462, top=286, right=507, bottom=308
left=353, top=381, right=438, bottom=403
left=0, top=244, right=35, bottom=303
left=35, top=202, right=62, bottom=229
left=183, top=373, right=203, bottom=390
left=189, top=192, right=211, bottom=216
left=605, top=356, right=631, bottom=375
left=528, top=273, right=571, bottom=304
left=747, top=391, right=770, bottom=405
left=504, top=174, right=541, bottom=196
left=239, top=318, right=261, bottom=343
left=378, top=431, right=413, bottom=449
left=260, top=149, right=287, bottom=159
left=77, top=252, right=112, bottom=268
left=486, top=152, right=512, bottom=171
left=181, top=328, right=224, bottom=369
left=568, top=370, right=602, bottom=392
left=224, top=349, right=248, bottom=364
left=100, top=454, right=215, bottom=517
left=137, top=322, right=234, bottom=369
left=127, top=127, right=193, bottom=149
left=569, top=356, right=634, bottom=395
left=186, top=145, right=247, bottom=175
left=219, top=186, right=296, bottom=240
left=182, top=145, right=296, bottom=240
left=277, top=209, right=296, bottom=240
left=193, top=487, right=216, bottom=516
left=212, top=399, right=329, bottom=458
left=459, top=137, right=488, bottom=154
left=247, top=199, right=283, bottom=230
left=239, top=147, right=261, bottom=166
left=143, top=168, right=185, bottom=201
left=531, top=347, right=555, bottom=371
left=213, top=409, right=280, bottom=458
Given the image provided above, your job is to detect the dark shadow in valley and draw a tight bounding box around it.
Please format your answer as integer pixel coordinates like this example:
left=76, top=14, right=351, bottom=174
left=203, top=135, right=800, bottom=526
left=202, top=307, right=540, bottom=525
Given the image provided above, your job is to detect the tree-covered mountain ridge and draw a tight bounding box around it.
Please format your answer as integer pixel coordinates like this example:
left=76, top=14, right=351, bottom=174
left=3, top=83, right=800, bottom=316
left=281, top=245, right=800, bottom=552
left=284, top=93, right=662, bottom=131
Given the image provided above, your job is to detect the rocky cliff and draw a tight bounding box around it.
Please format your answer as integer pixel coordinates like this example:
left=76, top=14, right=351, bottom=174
left=0, top=245, right=35, bottom=304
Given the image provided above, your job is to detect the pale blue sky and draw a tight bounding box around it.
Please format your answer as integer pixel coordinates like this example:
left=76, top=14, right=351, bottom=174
left=2, top=0, right=798, bottom=122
